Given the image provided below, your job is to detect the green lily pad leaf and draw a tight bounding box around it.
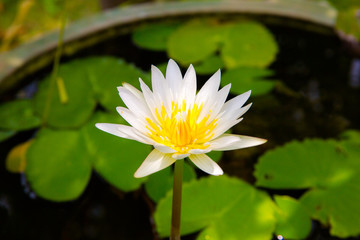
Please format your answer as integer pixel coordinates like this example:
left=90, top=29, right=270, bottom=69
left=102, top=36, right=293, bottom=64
left=336, top=8, right=360, bottom=40
left=168, top=19, right=223, bottom=65
left=222, top=22, right=278, bottom=68
left=132, top=22, right=180, bottom=51
left=145, top=160, right=196, bottom=202
left=26, top=128, right=92, bottom=201
left=221, top=68, right=275, bottom=96
left=86, top=57, right=149, bottom=111
left=34, top=59, right=96, bottom=128
left=193, top=55, right=224, bottom=75
left=340, top=129, right=360, bottom=144
left=81, top=111, right=150, bottom=192
left=0, top=130, right=16, bottom=142
left=300, top=172, right=360, bottom=238
left=274, top=195, right=312, bottom=239
left=255, top=138, right=360, bottom=238
left=0, top=99, right=41, bottom=130
left=254, top=139, right=349, bottom=189
left=155, top=175, right=276, bottom=239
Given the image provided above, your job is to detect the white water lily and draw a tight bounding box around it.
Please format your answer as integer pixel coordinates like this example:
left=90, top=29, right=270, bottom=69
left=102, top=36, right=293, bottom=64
left=96, top=59, right=266, bottom=178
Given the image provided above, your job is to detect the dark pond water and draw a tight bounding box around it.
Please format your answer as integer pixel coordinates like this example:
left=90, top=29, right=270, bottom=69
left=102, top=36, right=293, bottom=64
left=1, top=17, right=360, bottom=240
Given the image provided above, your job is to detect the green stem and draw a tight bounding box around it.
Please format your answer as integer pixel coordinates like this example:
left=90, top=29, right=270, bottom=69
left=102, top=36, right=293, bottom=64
left=170, top=160, right=184, bottom=240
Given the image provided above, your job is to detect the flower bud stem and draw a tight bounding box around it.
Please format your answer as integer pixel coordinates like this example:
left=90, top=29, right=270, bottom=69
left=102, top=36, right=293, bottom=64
left=170, top=159, right=184, bottom=240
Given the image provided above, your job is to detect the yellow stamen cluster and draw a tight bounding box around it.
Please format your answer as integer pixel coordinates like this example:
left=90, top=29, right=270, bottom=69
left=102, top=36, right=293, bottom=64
left=146, top=101, right=218, bottom=154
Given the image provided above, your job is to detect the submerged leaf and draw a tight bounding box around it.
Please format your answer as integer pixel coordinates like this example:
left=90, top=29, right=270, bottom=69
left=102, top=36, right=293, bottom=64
left=26, top=129, right=92, bottom=201
left=0, top=99, right=41, bottom=130
left=6, top=140, right=33, bottom=173
left=155, top=175, right=276, bottom=239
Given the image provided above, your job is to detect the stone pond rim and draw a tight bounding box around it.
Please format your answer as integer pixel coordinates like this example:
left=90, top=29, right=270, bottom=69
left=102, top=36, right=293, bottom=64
left=0, top=0, right=337, bottom=95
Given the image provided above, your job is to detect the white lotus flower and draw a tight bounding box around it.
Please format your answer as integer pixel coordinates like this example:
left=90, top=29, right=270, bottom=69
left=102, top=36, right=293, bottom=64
left=96, top=59, right=266, bottom=178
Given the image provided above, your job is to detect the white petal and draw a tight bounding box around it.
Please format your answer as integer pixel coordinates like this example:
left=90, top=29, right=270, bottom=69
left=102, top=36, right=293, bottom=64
left=188, top=148, right=211, bottom=154
left=118, top=87, right=152, bottom=118
left=134, top=149, right=176, bottom=178
left=195, top=70, right=221, bottom=122
left=205, top=83, right=231, bottom=124
left=189, top=154, right=223, bottom=176
left=166, top=59, right=183, bottom=101
left=120, top=83, right=144, bottom=100
left=172, top=153, right=190, bottom=159
left=217, top=103, right=252, bottom=123
left=116, top=107, right=150, bottom=134
left=95, top=123, right=153, bottom=145
left=221, top=90, right=251, bottom=113
left=210, top=118, right=243, bottom=140
left=151, top=65, right=171, bottom=115
left=181, top=64, right=197, bottom=106
left=209, top=134, right=267, bottom=151
left=154, top=144, right=176, bottom=153
left=139, top=78, right=162, bottom=121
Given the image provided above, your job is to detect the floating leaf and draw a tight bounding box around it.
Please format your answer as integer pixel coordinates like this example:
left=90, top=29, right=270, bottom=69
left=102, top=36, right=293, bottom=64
left=255, top=138, right=360, bottom=237
left=222, top=22, right=278, bottom=68
left=0, top=99, right=41, bottom=130
left=0, top=130, right=16, bottom=142
left=132, top=22, right=179, bottom=51
left=207, top=150, right=222, bottom=163
left=34, top=59, right=96, bottom=128
left=155, top=175, right=276, bottom=239
left=145, top=161, right=196, bottom=202
left=193, top=55, right=224, bottom=75
left=86, top=57, right=149, bottom=111
left=26, top=129, right=92, bottom=201
left=168, top=19, right=223, bottom=65
left=6, top=140, right=33, bottom=173
left=81, top=112, right=150, bottom=192
left=221, top=68, right=275, bottom=96
left=274, top=195, right=312, bottom=239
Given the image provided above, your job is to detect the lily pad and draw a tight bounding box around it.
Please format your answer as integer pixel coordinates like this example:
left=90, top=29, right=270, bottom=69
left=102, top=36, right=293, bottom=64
left=0, top=99, right=41, bottom=130
left=222, top=22, right=278, bottom=68
left=86, top=57, right=149, bottom=111
left=255, top=138, right=360, bottom=237
left=274, top=195, right=312, bottom=239
left=0, top=130, right=16, bottom=142
left=145, top=161, right=196, bottom=202
left=26, top=128, right=92, bottom=201
left=155, top=175, right=276, bottom=239
left=81, top=112, right=150, bottom=192
left=168, top=19, right=223, bottom=65
left=193, top=55, right=224, bottom=75
left=327, top=0, right=360, bottom=10
left=132, top=22, right=180, bottom=51
left=34, top=59, right=96, bottom=128
left=221, top=68, right=275, bottom=96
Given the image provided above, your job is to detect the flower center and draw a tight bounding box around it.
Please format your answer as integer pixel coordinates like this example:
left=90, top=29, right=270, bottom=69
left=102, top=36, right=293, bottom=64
left=146, top=101, right=217, bottom=154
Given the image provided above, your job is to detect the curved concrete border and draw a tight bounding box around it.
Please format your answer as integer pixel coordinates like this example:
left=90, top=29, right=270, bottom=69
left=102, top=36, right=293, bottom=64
left=0, top=0, right=336, bottom=94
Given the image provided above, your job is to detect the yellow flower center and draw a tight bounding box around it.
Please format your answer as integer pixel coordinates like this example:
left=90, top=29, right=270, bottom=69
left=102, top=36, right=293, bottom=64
left=146, top=101, right=218, bottom=154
